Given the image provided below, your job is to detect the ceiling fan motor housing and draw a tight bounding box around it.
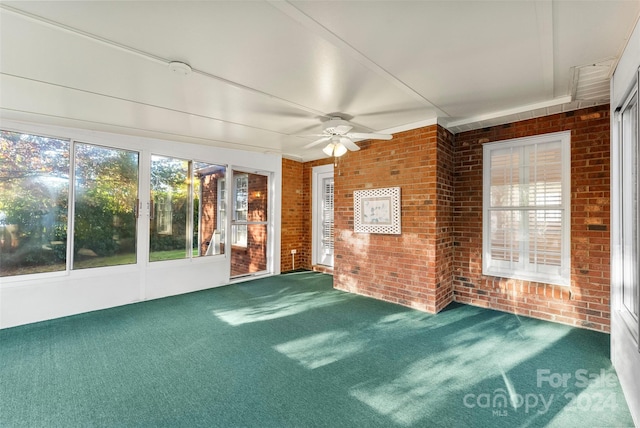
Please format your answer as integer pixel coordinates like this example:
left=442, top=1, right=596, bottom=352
left=323, top=118, right=352, bottom=135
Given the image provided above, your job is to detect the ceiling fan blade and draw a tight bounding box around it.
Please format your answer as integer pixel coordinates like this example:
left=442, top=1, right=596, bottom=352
left=303, top=136, right=331, bottom=149
left=340, top=137, right=360, bottom=152
left=347, top=132, right=393, bottom=141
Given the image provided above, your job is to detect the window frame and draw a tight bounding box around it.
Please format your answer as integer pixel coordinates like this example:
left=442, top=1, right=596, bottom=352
left=149, top=155, right=228, bottom=262
left=616, top=84, right=640, bottom=342
left=482, top=131, right=571, bottom=286
left=0, top=129, right=72, bottom=278
left=231, top=173, right=248, bottom=247
left=0, top=118, right=279, bottom=291
left=217, top=177, right=227, bottom=245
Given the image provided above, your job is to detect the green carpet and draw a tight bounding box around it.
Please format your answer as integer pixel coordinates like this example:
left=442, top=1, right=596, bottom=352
left=0, top=271, right=634, bottom=427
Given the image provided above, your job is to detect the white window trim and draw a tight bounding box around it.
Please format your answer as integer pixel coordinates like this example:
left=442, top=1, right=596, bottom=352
left=482, top=131, right=571, bottom=286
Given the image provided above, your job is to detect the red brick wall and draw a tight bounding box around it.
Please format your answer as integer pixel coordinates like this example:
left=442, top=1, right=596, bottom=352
left=435, top=127, right=456, bottom=310
left=281, top=158, right=304, bottom=271
left=280, top=157, right=333, bottom=272
left=332, top=126, right=454, bottom=312
left=453, top=105, right=611, bottom=332
left=280, top=105, right=611, bottom=331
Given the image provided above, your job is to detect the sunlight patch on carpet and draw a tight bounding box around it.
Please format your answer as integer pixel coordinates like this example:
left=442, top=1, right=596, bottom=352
left=274, top=330, right=368, bottom=369
left=211, top=291, right=349, bottom=326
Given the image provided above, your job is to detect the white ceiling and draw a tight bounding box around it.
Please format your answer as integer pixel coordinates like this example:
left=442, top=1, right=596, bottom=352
left=1, top=1, right=639, bottom=161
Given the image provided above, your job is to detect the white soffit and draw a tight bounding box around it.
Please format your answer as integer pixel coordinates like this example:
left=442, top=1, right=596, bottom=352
left=570, top=59, right=616, bottom=102
left=441, top=96, right=573, bottom=134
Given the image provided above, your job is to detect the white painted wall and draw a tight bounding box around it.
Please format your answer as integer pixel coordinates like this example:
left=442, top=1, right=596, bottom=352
left=0, top=119, right=282, bottom=329
left=610, top=17, right=640, bottom=427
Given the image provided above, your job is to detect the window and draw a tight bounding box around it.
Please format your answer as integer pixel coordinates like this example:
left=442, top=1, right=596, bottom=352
left=218, top=178, right=227, bottom=244
left=0, top=132, right=142, bottom=276
left=0, top=130, right=69, bottom=276
left=150, top=155, right=189, bottom=261
left=483, top=131, right=570, bottom=285
left=232, top=174, right=248, bottom=247
left=73, top=143, right=139, bottom=269
left=1, top=126, right=242, bottom=280
left=156, top=194, right=173, bottom=235
left=321, top=177, right=335, bottom=255
left=194, top=162, right=226, bottom=256
left=230, top=171, right=269, bottom=277
left=149, top=155, right=226, bottom=261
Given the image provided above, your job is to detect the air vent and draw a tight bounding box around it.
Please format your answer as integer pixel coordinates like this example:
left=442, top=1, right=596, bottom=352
left=570, top=59, right=615, bottom=102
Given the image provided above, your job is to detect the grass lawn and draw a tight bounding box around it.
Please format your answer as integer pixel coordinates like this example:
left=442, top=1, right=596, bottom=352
left=1, top=248, right=199, bottom=276
left=149, top=248, right=198, bottom=262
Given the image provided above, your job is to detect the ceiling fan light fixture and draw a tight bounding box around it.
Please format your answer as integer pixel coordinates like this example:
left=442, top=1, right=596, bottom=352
left=334, top=142, right=348, bottom=157
left=301, top=117, right=391, bottom=155
left=322, top=143, right=336, bottom=156
left=323, top=142, right=348, bottom=157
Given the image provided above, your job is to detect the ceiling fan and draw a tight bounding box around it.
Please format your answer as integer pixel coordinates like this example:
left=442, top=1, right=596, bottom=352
left=302, top=117, right=392, bottom=157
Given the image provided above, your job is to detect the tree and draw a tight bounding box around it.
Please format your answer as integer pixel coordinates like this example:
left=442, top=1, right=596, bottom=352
left=0, top=131, right=69, bottom=267
left=73, top=143, right=139, bottom=257
left=0, top=131, right=140, bottom=272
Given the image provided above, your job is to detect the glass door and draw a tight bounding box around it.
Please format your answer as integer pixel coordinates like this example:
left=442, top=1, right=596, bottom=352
left=313, top=165, right=334, bottom=268
left=619, top=87, right=639, bottom=344
left=230, top=170, right=269, bottom=278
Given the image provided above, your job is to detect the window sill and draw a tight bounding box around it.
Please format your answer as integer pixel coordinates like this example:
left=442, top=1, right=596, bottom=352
left=482, top=269, right=570, bottom=287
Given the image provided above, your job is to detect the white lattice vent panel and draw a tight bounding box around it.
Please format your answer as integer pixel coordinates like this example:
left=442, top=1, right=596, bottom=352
left=354, top=187, right=401, bottom=234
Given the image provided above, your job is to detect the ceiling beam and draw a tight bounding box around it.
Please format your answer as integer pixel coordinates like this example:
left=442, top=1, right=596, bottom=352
left=535, top=0, right=555, bottom=99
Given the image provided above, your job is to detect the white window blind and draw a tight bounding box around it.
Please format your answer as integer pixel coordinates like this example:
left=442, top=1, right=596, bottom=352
left=232, top=174, right=248, bottom=247
left=483, top=131, right=570, bottom=285
left=322, top=178, right=334, bottom=253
